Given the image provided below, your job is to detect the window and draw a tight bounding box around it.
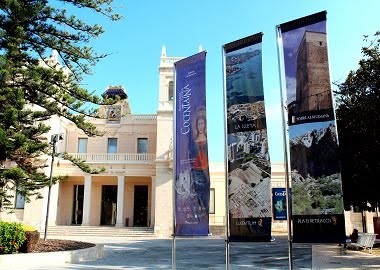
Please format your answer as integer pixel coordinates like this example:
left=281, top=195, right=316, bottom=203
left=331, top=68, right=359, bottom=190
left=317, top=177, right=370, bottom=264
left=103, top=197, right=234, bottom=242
left=15, top=190, right=25, bottom=209
left=137, top=138, right=148, bottom=153
left=209, top=188, right=215, bottom=214
left=107, top=138, right=118, bottom=153
left=77, top=138, right=88, bottom=153
left=168, top=81, right=174, bottom=100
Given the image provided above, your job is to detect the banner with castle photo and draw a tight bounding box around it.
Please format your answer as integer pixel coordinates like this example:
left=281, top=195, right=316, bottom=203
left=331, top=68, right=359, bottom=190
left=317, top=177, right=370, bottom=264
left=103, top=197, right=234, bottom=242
left=223, top=33, right=272, bottom=242
left=278, top=11, right=345, bottom=243
left=174, top=51, right=210, bottom=236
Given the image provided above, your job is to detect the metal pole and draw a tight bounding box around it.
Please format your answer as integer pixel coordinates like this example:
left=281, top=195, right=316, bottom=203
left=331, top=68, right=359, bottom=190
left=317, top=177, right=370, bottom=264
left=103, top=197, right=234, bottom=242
left=276, top=26, right=293, bottom=270
left=221, top=45, right=230, bottom=270
left=172, top=63, right=178, bottom=270
left=44, top=135, right=56, bottom=241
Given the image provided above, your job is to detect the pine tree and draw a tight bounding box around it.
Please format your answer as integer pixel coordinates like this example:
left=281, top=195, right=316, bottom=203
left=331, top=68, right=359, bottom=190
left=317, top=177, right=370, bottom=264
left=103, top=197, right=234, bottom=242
left=0, top=0, right=121, bottom=208
left=336, top=31, right=380, bottom=209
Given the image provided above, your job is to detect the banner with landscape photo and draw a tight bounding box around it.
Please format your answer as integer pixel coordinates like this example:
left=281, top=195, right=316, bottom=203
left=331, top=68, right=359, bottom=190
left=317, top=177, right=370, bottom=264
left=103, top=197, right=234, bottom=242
left=278, top=11, right=345, bottom=243
left=223, top=33, right=272, bottom=242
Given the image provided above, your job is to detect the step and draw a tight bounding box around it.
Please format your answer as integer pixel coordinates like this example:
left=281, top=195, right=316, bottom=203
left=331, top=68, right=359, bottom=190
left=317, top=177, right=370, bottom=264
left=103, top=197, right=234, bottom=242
left=45, top=226, right=156, bottom=237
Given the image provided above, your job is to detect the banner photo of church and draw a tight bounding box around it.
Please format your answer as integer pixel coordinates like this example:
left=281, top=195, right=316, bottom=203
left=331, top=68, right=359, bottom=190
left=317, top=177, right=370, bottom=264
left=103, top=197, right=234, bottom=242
left=174, top=51, right=210, bottom=236
left=223, top=33, right=272, bottom=242
left=278, top=11, right=345, bottom=243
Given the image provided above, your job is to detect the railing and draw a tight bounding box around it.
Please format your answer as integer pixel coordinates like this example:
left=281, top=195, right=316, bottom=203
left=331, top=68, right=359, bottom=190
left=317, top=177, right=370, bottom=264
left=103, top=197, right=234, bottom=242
left=86, top=114, right=157, bottom=123
left=160, top=57, right=183, bottom=67
left=132, top=115, right=157, bottom=121
left=69, top=153, right=156, bottom=164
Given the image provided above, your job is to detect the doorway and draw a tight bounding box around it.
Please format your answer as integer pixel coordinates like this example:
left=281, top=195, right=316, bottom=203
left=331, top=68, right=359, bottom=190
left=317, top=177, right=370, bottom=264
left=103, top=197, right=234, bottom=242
left=133, top=185, right=148, bottom=227
left=72, top=185, right=84, bottom=225
left=101, top=185, right=117, bottom=225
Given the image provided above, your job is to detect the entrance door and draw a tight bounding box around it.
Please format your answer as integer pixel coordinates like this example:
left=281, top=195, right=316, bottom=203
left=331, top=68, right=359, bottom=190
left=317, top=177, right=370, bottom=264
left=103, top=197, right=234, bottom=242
left=101, top=185, right=117, bottom=225
left=133, top=185, right=148, bottom=227
left=72, top=185, right=84, bottom=225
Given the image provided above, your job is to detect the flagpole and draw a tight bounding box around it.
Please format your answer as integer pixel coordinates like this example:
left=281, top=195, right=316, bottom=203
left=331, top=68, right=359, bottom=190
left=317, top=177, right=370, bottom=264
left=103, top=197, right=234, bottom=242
left=276, top=26, right=294, bottom=270
left=222, top=46, right=230, bottom=270
left=172, top=63, right=178, bottom=270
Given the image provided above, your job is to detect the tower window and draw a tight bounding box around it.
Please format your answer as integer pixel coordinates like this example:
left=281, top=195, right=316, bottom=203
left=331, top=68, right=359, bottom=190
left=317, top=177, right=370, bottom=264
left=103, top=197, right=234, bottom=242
left=168, top=81, right=174, bottom=100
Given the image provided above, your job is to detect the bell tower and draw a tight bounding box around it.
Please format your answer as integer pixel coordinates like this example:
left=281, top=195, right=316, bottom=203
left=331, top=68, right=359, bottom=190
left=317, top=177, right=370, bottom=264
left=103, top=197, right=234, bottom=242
left=154, top=46, right=182, bottom=236
left=156, top=46, right=183, bottom=160
left=158, top=46, right=180, bottom=112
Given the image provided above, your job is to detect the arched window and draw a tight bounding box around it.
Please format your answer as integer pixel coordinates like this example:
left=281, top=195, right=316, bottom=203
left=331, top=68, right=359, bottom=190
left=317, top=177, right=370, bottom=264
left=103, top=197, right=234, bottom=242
left=168, top=81, right=174, bottom=100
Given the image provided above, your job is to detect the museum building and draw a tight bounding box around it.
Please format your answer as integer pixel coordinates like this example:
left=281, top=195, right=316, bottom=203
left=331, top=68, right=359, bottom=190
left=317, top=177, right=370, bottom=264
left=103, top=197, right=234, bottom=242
left=0, top=48, right=302, bottom=237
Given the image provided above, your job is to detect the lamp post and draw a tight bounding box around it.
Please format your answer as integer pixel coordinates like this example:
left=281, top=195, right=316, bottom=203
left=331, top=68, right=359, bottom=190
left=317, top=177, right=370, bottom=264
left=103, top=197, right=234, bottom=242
left=43, top=134, right=63, bottom=241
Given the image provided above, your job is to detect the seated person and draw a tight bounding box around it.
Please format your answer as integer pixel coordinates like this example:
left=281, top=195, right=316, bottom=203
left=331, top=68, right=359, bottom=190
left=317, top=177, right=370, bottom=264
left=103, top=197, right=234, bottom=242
left=343, top=228, right=359, bottom=249
left=349, top=228, right=359, bottom=243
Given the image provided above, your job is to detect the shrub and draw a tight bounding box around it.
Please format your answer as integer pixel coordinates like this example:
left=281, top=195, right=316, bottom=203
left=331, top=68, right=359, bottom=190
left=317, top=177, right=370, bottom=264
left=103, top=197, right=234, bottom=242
left=0, top=221, right=26, bottom=254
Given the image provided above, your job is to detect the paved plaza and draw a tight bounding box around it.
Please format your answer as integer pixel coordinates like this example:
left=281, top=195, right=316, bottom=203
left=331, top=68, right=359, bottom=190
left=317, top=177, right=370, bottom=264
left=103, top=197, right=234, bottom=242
left=3, top=235, right=380, bottom=269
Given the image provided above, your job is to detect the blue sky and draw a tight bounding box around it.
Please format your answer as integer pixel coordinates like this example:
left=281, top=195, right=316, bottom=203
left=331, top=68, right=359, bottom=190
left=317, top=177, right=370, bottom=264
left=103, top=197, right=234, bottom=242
left=74, top=0, right=380, bottom=163
left=289, top=121, right=335, bottom=140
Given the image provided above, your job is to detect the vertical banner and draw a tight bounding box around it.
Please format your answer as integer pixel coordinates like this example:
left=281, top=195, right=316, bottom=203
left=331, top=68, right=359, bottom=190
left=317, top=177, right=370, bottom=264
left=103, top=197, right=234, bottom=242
left=174, top=51, right=210, bottom=236
left=277, top=11, right=345, bottom=243
left=272, top=188, right=288, bottom=220
left=223, top=33, right=272, bottom=242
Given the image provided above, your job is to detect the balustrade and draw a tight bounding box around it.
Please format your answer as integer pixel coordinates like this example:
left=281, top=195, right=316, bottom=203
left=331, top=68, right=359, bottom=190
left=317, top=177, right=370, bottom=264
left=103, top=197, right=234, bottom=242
left=70, top=153, right=155, bottom=163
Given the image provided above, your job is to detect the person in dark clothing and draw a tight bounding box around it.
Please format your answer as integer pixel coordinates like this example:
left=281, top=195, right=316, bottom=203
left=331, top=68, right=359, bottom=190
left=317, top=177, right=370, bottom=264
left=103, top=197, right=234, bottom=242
left=343, top=228, right=359, bottom=249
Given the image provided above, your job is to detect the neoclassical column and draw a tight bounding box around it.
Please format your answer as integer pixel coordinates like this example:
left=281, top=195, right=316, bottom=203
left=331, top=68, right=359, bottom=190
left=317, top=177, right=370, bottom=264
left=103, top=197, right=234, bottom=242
left=150, top=176, right=156, bottom=228
left=47, top=183, right=60, bottom=225
left=115, top=176, right=125, bottom=227
left=82, top=175, right=92, bottom=226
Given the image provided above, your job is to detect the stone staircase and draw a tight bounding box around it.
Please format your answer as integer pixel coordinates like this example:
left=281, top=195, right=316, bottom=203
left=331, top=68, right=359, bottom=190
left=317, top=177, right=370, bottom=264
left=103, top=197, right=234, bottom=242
left=46, top=225, right=156, bottom=238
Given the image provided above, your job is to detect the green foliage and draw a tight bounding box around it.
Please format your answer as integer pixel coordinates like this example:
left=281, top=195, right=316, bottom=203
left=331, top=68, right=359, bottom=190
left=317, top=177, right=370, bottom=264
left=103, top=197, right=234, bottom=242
left=292, top=181, right=314, bottom=215
left=292, top=175, right=344, bottom=215
left=0, top=221, right=26, bottom=254
left=0, top=1, right=120, bottom=205
left=336, top=31, right=380, bottom=208
left=242, top=153, right=253, bottom=164
left=62, top=153, right=105, bottom=174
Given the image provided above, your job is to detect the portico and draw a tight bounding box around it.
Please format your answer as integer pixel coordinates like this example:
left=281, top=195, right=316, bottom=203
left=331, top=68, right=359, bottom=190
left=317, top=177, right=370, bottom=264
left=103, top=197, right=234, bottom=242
left=56, top=173, right=153, bottom=227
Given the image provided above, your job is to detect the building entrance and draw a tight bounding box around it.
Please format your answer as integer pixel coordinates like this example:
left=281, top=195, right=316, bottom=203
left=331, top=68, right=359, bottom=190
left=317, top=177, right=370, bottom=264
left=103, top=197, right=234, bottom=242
left=72, top=185, right=84, bottom=225
left=101, top=185, right=117, bottom=225
left=133, top=185, right=148, bottom=227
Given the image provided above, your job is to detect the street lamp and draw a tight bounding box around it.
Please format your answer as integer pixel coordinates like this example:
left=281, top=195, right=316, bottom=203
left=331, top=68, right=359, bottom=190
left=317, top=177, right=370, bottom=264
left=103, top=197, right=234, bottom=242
left=43, top=133, right=63, bottom=241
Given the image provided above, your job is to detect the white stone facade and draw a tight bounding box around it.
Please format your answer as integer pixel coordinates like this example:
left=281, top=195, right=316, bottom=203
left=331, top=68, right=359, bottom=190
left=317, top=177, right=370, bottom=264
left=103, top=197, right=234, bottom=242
left=2, top=49, right=363, bottom=237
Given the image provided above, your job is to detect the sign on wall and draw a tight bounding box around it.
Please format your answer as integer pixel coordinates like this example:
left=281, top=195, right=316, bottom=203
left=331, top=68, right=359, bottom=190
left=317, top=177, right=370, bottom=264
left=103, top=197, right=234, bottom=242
left=107, top=105, right=121, bottom=124
left=272, top=188, right=288, bottom=220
